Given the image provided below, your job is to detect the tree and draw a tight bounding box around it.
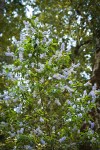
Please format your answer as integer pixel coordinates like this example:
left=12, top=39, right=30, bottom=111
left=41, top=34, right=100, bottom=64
left=0, top=0, right=100, bottom=149
left=0, top=19, right=100, bottom=150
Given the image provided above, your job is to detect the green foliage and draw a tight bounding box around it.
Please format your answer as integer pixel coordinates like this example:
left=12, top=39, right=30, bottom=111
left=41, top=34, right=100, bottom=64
left=0, top=20, right=99, bottom=149
left=0, top=0, right=100, bottom=149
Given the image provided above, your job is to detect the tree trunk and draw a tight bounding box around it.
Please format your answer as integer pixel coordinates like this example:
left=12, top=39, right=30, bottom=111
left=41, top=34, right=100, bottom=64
left=91, top=48, right=100, bottom=89
left=90, top=39, right=100, bottom=132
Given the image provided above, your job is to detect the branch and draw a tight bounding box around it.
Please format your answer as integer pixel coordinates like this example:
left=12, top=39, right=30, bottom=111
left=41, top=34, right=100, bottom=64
left=74, top=40, right=92, bottom=55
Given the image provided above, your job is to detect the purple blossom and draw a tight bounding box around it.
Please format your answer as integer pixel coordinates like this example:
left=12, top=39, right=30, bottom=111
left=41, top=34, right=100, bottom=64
left=67, top=100, right=72, bottom=105
left=63, top=70, right=68, bottom=77
left=84, top=81, right=91, bottom=86
left=89, top=90, right=96, bottom=100
left=89, top=121, right=95, bottom=129
left=40, top=53, right=46, bottom=58
left=14, top=104, right=22, bottom=113
left=61, top=42, right=65, bottom=51
left=59, top=136, right=66, bottom=143
left=77, top=113, right=82, bottom=117
left=83, top=90, right=87, bottom=97
left=5, top=52, right=14, bottom=57
left=53, top=73, right=62, bottom=80
left=63, top=85, right=74, bottom=92
left=7, top=72, right=13, bottom=79
left=40, top=139, right=46, bottom=145
left=17, top=128, right=24, bottom=134
left=3, top=95, right=10, bottom=100
left=42, top=37, right=47, bottom=43
left=16, top=66, right=22, bottom=70
left=69, top=81, right=73, bottom=84
left=19, top=52, right=23, bottom=61
left=72, top=104, right=76, bottom=109
left=92, top=83, right=97, bottom=91
left=34, top=126, right=43, bottom=135
left=40, top=117, right=44, bottom=122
